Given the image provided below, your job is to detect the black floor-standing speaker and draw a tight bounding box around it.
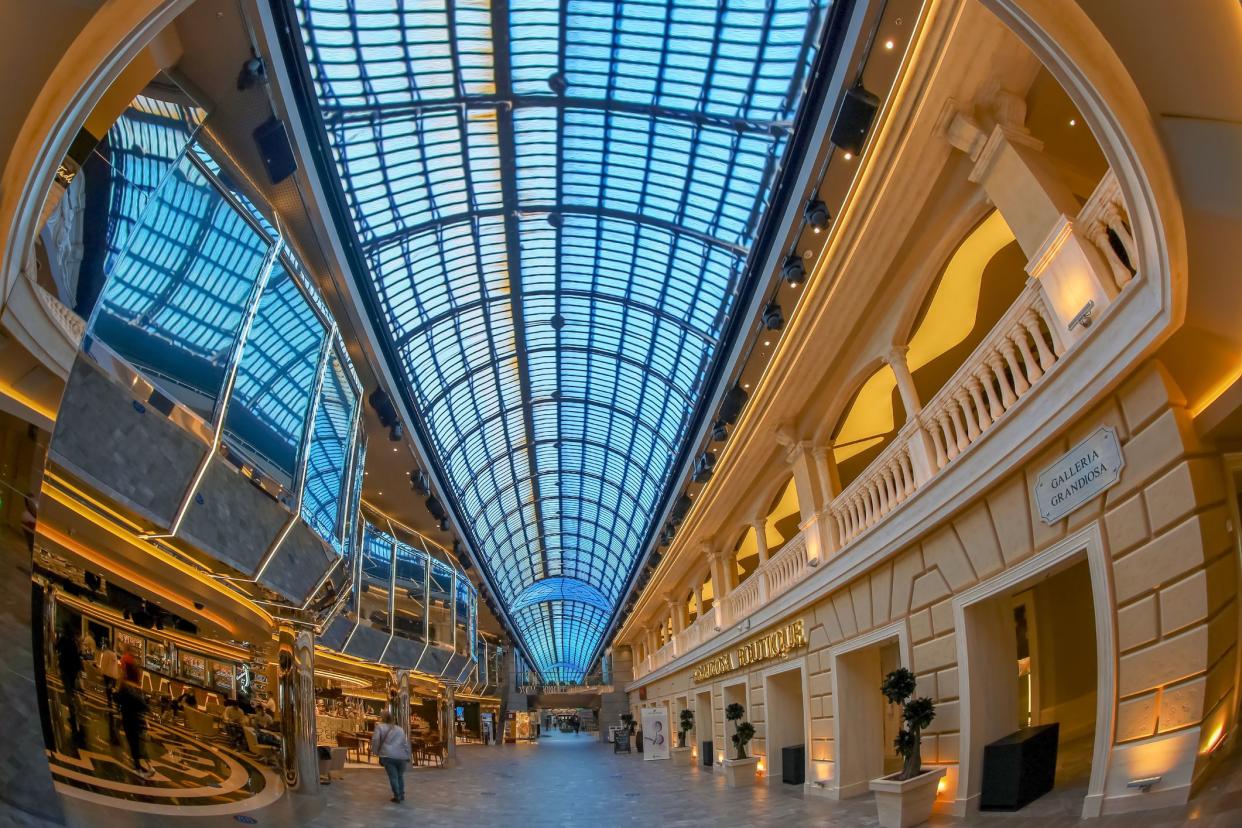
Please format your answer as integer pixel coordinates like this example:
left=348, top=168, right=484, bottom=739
left=979, top=723, right=1060, bottom=810
left=782, top=744, right=806, bottom=785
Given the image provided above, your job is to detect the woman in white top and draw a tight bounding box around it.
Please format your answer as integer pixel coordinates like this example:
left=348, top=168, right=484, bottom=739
left=371, top=711, right=411, bottom=803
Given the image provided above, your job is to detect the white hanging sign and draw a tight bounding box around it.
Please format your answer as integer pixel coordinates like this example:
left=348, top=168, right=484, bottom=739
left=1034, top=426, right=1124, bottom=524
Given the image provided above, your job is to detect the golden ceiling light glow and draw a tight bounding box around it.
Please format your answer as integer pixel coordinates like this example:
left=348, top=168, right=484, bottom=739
left=843, top=152, right=853, bottom=160
left=884, top=39, right=894, bottom=50
left=40, top=481, right=272, bottom=630
left=832, top=365, right=898, bottom=464
left=905, top=210, right=1016, bottom=372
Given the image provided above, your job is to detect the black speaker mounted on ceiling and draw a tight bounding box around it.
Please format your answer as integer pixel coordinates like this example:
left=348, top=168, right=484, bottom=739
left=425, top=495, right=446, bottom=521
left=253, top=116, right=297, bottom=185
left=831, top=85, right=879, bottom=156
left=719, top=383, right=749, bottom=425
left=369, top=388, right=399, bottom=426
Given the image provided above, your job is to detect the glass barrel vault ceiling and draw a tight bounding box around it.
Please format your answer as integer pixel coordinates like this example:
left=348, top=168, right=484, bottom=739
left=283, top=0, right=832, bottom=683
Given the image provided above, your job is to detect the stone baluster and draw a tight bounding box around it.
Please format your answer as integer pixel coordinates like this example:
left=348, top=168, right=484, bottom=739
left=1013, top=328, right=1043, bottom=383
left=956, top=389, right=981, bottom=441
left=1022, top=310, right=1056, bottom=372
left=987, top=355, right=1017, bottom=408
left=966, top=378, right=991, bottom=430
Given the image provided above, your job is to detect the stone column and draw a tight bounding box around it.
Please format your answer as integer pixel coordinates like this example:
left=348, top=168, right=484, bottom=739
left=395, top=670, right=411, bottom=739
left=783, top=440, right=826, bottom=522
left=752, top=517, right=769, bottom=566
left=277, top=624, right=320, bottom=798
left=886, top=346, right=921, bottom=416
left=443, top=682, right=459, bottom=767
left=943, top=92, right=1116, bottom=345
left=667, top=596, right=687, bottom=634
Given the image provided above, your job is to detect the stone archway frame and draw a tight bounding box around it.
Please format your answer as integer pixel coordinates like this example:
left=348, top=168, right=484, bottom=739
left=952, top=523, right=1115, bottom=818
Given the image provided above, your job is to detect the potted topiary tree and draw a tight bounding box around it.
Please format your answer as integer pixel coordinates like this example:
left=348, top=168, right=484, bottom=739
left=722, top=702, right=758, bottom=787
left=672, top=709, right=695, bottom=765
left=869, top=668, right=944, bottom=828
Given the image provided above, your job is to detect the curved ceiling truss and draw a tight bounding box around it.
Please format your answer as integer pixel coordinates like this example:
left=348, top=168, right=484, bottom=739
left=286, top=0, right=833, bottom=682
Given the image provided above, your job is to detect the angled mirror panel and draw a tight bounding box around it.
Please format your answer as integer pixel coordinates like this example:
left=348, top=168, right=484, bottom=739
left=223, top=258, right=327, bottom=484
left=300, top=347, right=358, bottom=551
left=89, top=151, right=271, bottom=421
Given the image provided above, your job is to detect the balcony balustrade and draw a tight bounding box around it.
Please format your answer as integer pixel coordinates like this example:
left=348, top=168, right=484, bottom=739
left=632, top=170, right=1134, bottom=682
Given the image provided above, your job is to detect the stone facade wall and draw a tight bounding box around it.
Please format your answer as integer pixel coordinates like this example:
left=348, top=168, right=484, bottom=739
left=632, top=360, right=1238, bottom=812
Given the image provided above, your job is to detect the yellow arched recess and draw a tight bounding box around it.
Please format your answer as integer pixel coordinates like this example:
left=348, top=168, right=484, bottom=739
left=905, top=210, right=1016, bottom=371
left=832, top=211, right=1016, bottom=465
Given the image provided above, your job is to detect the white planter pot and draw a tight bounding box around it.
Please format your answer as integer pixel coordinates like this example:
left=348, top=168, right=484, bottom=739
left=723, top=756, right=759, bottom=788
left=671, top=746, right=694, bottom=766
left=869, top=767, right=946, bottom=828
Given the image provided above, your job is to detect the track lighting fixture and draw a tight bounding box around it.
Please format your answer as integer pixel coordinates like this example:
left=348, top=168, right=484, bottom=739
left=782, top=254, right=805, bottom=287
left=804, top=198, right=829, bottom=233
left=762, top=300, right=784, bottom=331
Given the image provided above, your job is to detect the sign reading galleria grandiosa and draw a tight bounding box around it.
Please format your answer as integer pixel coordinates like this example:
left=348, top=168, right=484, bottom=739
left=1034, top=425, right=1124, bottom=524
left=691, top=618, right=807, bottom=683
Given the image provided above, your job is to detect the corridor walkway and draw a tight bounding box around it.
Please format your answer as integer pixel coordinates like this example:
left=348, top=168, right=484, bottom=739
left=307, top=731, right=1242, bottom=828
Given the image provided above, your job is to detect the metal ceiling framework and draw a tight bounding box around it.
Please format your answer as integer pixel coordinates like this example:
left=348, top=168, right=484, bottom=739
left=278, top=0, right=836, bottom=683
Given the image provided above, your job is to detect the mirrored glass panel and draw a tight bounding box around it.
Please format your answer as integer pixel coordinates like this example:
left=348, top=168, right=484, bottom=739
left=301, top=349, right=358, bottom=551
left=223, top=259, right=326, bottom=484
left=358, top=528, right=393, bottom=634
left=392, top=539, right=427, bottom=642
left=455, top=578, right=471, bottom=657
left=89, top=152, right=271, bottom=420
left=428, top=559, right=453, bottom=648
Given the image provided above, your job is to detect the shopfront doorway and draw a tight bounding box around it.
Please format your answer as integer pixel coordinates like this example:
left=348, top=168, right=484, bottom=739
left=829, top=622, right=910, bottom=798
left=695, top=689, right=713, bottom=766
left=957, top=530, right=1113, bottom=818
left=762, top=663, right=807, bottom=784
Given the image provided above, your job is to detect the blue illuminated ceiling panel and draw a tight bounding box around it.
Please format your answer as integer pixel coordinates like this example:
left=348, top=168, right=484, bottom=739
left=286, top=0, right=829, bottom=680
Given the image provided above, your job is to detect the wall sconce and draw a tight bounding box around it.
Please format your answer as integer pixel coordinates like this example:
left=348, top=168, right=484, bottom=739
left=717, top=750, right=725, bottom=764
left=756, top=757, right=766, bottom=774
left=1068, top=299, right=1095, bottom=331
left=1126, top=775, right=1162, bottom=793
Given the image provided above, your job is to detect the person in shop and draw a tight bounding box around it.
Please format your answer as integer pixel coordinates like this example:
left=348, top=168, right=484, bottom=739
left=116, top=651, right=155, bottom=779
left=249, top=704, right=282, bottom=748
left=96, top=639, right=121, bottom=709
left=55, top=626, right=84, bottom=745
left=371, top=710, right=411, bottom=804
left=222, top=700, right=249, bottom=749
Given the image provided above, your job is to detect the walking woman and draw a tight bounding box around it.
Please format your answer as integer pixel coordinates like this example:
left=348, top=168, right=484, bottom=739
left=116, top=646, right=154, bottom=778
left=371, top=711, right=411, bottom=803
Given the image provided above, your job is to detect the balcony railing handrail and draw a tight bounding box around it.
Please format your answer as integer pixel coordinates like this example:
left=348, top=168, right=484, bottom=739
left=632, top=168, right=1133, bottom=683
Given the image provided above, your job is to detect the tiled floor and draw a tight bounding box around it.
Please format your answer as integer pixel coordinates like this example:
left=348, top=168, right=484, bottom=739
left=306, top=730, right=1242, bottom=827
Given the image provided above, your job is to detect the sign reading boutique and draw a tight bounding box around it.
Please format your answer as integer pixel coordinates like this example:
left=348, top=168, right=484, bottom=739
left=692, top=618, right=807, bottom=683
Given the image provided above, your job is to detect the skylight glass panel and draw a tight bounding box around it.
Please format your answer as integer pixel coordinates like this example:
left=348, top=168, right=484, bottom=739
left=289, top=0, right=829, bottom=679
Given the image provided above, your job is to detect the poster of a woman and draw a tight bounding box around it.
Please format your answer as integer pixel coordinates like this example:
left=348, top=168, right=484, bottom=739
left=640, top=708, right=670, bottom=760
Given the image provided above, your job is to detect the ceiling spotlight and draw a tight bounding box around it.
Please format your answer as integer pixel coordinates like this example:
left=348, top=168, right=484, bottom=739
left=884, top=39, right=894, bottom=50
left=236, top=53, right=267, bottom=91
left=388, top=422, right=403, bottom=441
left=550, top=313, right=565, bottom=330
left=438, top=517, right=450, bottom=532
left=547, top=71, right=568, bottom=95
left=843, top=152, right=853, bottom=161
left=762, top=301, right=784, bottom=331
left=711, top=419, right=728, bottom=442
left=804, top=199, right=830, bottom=233
left=1069, top=118, right=1077, bottom=127
left=782, top=254, right=805, bottom=287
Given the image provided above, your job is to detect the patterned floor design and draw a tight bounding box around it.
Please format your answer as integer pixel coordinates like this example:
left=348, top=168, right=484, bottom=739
left=44, top=679, right=282, bottom=814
